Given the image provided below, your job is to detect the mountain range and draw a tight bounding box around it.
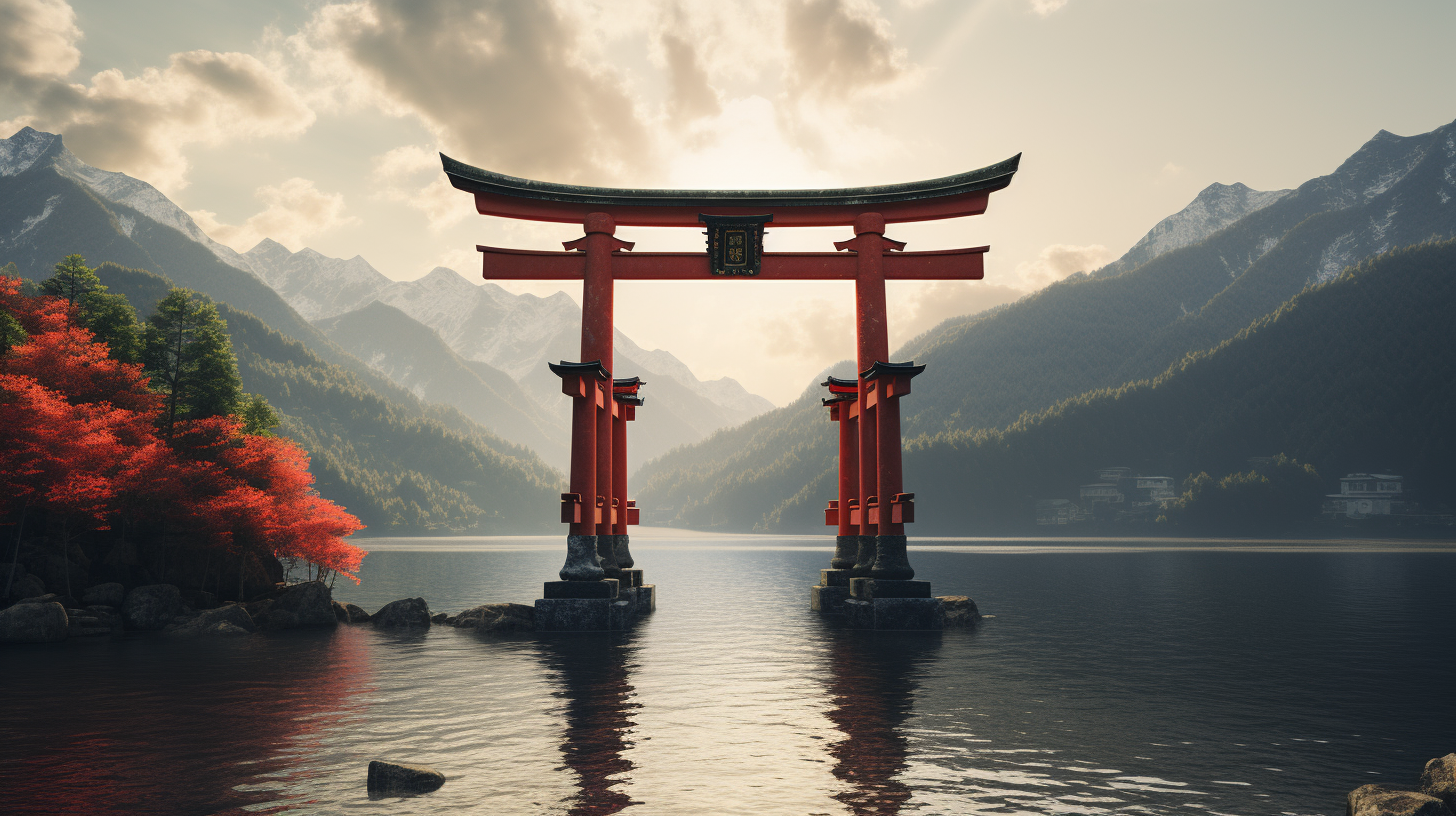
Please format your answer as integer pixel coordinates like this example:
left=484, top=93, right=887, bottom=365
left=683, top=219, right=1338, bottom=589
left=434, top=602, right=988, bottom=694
left=1, top=125, right=772, bottom=514
left=633, top=116, right=1456, bottom=532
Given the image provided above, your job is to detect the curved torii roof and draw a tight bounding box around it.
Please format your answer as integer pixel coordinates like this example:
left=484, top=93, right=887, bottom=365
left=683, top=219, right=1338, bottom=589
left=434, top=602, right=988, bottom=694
left=441, top=153, right=1020, bottom=227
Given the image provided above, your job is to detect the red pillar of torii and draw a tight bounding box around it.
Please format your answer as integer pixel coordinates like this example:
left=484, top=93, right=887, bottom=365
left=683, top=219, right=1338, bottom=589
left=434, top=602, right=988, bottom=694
left=443, top=153, right=1019, bottom=592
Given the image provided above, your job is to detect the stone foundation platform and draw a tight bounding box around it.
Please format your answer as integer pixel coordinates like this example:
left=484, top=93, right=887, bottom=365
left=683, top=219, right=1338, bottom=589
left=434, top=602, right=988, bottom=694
left=843, top=597, right=944, bottom=630
left=534, top=575, right=655, bottom=631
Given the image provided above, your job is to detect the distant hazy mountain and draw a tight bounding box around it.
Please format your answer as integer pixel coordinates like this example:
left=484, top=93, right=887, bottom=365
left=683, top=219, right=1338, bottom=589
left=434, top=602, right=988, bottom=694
left=243, top=241, right=776, bottom=466
left=315, top=300, right=570, bottom=469
left=635, top=116, right=1456, bottom=532
left=243, top=238, right=391, bottom=321
left=1093, top=182, right=1291, bottom=279
left=0, top=128, right=561, bottom=534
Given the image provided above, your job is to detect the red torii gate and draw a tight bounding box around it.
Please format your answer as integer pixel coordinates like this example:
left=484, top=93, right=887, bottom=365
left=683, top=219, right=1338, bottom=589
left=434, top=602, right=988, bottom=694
left=443, top=154, right=1018, bottom=626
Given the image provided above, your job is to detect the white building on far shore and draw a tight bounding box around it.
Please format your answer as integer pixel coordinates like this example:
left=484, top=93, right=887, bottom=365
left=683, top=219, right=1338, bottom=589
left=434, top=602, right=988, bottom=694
left=1327, top=473, right=1404, bottom=518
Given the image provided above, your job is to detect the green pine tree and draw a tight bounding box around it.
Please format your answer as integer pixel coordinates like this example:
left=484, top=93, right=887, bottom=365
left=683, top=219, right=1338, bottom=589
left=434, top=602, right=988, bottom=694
left=141, top=288, right=243, bottom=435
left=39, top=254, right=142, bottom=362
left=239, top=392, right=282, bottom=436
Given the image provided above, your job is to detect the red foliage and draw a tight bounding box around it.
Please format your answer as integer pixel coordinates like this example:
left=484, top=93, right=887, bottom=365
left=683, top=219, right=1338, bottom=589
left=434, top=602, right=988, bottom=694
left=0, top=275, right=365, bottom=582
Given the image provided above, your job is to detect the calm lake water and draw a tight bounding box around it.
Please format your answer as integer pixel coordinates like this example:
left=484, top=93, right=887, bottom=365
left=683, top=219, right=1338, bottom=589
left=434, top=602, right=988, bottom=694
left=3, top=534, right=1454, bottom=815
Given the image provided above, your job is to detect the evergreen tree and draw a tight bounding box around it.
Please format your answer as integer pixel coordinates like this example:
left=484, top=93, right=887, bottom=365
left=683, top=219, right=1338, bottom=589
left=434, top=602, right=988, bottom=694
left=141, top=289, right=243, bottom=435
left=239, top=392, right=281, bottom=437
left=38, top=255, right=141, bottom=362
left=40, top=254, right=102, bottom=306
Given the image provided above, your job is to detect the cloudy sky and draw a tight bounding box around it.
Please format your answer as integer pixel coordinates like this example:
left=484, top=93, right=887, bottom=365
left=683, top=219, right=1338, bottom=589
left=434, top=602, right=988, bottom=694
left=2, top=0, right=1452, bottom=404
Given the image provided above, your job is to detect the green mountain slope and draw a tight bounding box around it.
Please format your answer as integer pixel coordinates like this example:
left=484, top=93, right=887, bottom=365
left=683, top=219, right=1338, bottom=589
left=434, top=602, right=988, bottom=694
left=92, top=263, right=562, bottom=535
left=888, top=239, right=1456, bottom=533
left=316, top=300, right=569, bottom=469
left=634, top=120, right=1456, bottom=531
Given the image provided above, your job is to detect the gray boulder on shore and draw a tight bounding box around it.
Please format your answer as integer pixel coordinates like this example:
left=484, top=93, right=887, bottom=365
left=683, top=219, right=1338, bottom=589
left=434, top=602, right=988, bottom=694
left=0, top=601, right=68, bottom=643
left=449, top=603, right=535, bottom=632
left=1348, top=784, right=1455, bottom=816
left=367, top=760, right=445, bottom=795
left=123, top=584, right=186, bottom=631
left=1424, top=755, right=1456, bottom=812
left=82, top=582, right=125, bottom=608
left=372, top=598, right=431, bottom=629
left=165, top=604, right=256, bottom=638
left=251, top=581, right=337, bottom=631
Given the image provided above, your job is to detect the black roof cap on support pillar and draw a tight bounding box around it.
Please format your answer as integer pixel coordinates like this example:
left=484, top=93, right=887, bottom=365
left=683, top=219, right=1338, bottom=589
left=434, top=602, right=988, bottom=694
left=548, top=360, right=610, bottom=380
left=860, top=361, right=926, bottom=380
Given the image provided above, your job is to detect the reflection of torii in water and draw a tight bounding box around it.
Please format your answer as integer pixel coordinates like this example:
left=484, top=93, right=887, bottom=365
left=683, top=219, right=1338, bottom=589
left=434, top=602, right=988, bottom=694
left=442, top=154, right=1019, bottom=620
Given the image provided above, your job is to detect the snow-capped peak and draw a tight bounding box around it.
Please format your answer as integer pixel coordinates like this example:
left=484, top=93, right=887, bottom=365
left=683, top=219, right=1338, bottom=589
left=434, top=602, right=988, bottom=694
left=0, top=128, right=264, bottom=278
left=0, top=127, right=62, bottom=177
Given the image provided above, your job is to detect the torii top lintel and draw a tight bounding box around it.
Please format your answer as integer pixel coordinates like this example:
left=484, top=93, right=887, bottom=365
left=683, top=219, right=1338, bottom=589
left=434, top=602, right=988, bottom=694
left=441, top=153, right=1020, bottom=227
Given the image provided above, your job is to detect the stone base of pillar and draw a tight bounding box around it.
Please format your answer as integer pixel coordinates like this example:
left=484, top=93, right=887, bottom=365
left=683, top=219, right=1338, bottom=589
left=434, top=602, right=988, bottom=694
left=850, top=535, right=878, bottom=577
left=617, top=568, right=643, bottom=588
left=636, top=585, right=656, bottom=614
left=849, top=578, right=930, bottom=600
left=843, top=597, right=944, bottom=630
left=595, top=535, right=622, bottom=577
left=811, top=584, right=852, bottom=613
left=534, top=598, right=637, bottom=631
left=869, top=534, right=914, bottom=580
left=830, top=535, right=858, bottom=570
left=613, top=534, right=634, bottom=569
left=820, top=568, right=852, bottom=587
left=559, top=535, right=605, bottom=581
left=543, top=579, right=618, bottom=599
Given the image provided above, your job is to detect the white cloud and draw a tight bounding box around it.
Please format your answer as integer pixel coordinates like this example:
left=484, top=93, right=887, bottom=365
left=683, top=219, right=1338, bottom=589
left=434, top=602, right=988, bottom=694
left=759, top=297, right=855, bottom=370
left=0, top=0, right=80, bottom=82
left=368, top=144, right=466, bottom=233
left=192, top=177, right=356, bottom=253
left=0, top=0, right=315, bottom=194
left=895, top=280, right=1024, bottom=342
left=1013, top=243, right=1115, bottom=289
left=1028, top=0, right=1070, bottom=17
left=285, top=0, right=657, bottom=183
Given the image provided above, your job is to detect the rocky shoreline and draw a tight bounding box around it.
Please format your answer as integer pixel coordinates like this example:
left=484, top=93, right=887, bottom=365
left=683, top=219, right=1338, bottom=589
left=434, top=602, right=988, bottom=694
left=0, top=579, right=538, bottom=644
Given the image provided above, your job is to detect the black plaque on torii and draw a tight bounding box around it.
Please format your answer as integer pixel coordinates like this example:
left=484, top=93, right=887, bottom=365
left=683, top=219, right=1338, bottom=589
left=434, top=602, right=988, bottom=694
left=700, top=214, right=772, bottom=277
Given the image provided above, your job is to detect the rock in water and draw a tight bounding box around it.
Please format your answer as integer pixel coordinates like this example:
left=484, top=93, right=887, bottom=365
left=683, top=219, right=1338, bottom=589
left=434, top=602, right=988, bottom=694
left=81, top=582, right=124, bottom=607
left=372, top=598, right=431, bottom=629
left=1424, top=755, right=1456, bottom=811
left=343, top=603, right=370, bottom=623
left=332, top=600, right=350, bottom=622
left=451, top=603, right=535, bottom=632
left=1348, top=784, right=1455, bottom=816
left=0, top=601, right=68, bottom=643
left=122, top=584, right=185, bottom=630
left=938, top=596, right=981, bottom=627
left=367, top=760, right=444, bottom=795
left=164, top=604, right=256, bottom=637
left=268, top=581, right=337, bottom=629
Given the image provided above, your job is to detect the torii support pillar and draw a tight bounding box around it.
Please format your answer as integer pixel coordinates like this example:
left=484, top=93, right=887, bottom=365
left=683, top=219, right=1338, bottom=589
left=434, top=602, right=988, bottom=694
left=811, top=385, right=860, bottom=613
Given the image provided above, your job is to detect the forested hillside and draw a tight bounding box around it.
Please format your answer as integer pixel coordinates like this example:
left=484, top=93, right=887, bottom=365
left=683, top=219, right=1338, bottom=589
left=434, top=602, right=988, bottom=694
left=635, top=119, right=1456, bottom=531
left=2, top=130, right=564, bottom=534
left=780, top=240, right=1456, bottom=533
left=94, top=263, right=562, bottom=534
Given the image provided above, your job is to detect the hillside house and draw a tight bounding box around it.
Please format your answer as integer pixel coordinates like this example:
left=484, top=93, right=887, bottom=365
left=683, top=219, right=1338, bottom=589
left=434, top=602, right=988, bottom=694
left=1036, top=499, right=1079, bottom=525
left=1327, top=473, right=1405, bottom=518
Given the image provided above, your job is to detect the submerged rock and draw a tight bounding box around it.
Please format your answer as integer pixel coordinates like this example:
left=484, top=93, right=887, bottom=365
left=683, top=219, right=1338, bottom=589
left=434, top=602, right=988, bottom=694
left=938, top=596, right=981, bottom=627
left=450, top=603, right=534, bottom=632
left=1348, top=784, right=1454, bottom=816
left=1424, top=755, right=1456, bottom=811
left=0, top=601, right=68, bottom=643
left=165, top=604, right=256, bottom=637
left=81, top=582, right=124, bottom=608
left=123, top=584, right=185, bottom=631
left=367, top=760, right=445, bottom=795
left=372, top=598, right=431, bottom=629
